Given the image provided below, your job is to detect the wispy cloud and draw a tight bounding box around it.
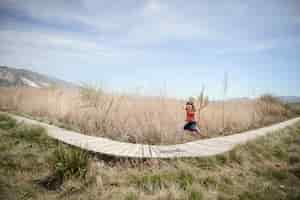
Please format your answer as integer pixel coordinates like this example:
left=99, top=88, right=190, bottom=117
left=1, top=0, right=299, bottom=51
left=0, top=0, right=300, bottom=97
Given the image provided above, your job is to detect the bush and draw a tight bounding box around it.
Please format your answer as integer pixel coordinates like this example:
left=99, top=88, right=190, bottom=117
left=49, top=144, right=89, bottom=179
left=0, top=114, right=16, bottom=130
left=258, top=95, right=282, bottom=104
left=256, top=94, right=289, bottom=118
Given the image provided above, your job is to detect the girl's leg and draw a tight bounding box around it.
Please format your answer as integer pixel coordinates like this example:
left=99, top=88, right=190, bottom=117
left=184, top=122, right=191, bottom=130
left=183, top=123, right=188, bottom=130
left=192, top=122, right=202, bottom=136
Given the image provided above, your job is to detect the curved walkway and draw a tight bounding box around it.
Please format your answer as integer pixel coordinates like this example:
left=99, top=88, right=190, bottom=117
left=4, top=112, right=300, bottom=158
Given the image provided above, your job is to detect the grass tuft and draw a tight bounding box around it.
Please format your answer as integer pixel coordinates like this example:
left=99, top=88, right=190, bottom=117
left=188, top=188, right=203, bottom=200
left=0, top=114, right=16, bottom=130
left=130, top=174, right=164, bottom=194
left=49, top=144, right=89, bottom=180
left=176, top=170, right=194, bottom=190
left=124, top=191, right=138, bottom=200
left=10, top=124, right=54, bottom=148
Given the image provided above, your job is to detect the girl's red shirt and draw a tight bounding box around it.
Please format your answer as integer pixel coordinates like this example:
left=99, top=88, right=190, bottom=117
left=186, top=110, right=196, bottom=122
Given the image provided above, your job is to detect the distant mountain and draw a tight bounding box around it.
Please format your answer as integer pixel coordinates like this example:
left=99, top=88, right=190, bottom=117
left=0, top=66, right=75, bottom=88
left=277, top=96, right=300, bottom=104
left=227, top=97, right=251, bottom=102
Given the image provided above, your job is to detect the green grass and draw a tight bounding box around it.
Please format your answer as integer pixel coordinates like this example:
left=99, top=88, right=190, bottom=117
left=0, top=113, right=90, bottom=199
left=49, top=144, right=89, bottom=179
left=287, top=102, right=300, bottom=116
left=0, top=113, right=300, bottom=199
left=0, top=114, right=16, bottom=130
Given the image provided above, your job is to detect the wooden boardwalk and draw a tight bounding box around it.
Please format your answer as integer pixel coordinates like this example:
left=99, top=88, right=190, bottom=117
left=4, top=112, right=300, bottom=158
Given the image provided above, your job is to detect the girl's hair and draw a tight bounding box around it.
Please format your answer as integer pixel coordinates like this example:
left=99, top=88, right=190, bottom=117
left=186, top=101, right=196, bottom=112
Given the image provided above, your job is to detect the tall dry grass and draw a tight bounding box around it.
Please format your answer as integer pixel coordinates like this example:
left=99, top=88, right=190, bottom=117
left=0, top=87, right=293, bottom=144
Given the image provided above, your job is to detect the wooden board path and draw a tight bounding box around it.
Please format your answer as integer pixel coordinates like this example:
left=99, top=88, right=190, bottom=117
left=3, top=112, right=300, bottom=158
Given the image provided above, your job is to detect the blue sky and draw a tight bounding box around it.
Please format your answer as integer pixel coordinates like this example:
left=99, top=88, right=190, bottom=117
left=0, top=0, right=300, bottom=99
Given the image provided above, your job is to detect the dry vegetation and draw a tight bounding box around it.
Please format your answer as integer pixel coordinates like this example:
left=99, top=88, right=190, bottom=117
left=1, top=113, right=300, bottom=200
left=0, top=87, right=296, bottom=144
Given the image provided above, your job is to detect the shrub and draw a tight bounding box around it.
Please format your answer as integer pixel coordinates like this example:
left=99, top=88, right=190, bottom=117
left=258, top=95, right=282, bottom=104
left=0, top=114, right=16, bottom=130
left=49, top=144, right=89, bottom=179
left=256, top=94, right=288, bottom=118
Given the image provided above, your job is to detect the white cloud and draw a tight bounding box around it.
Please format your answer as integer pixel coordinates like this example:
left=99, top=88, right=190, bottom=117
left=1, top=0, right=300, bottom=69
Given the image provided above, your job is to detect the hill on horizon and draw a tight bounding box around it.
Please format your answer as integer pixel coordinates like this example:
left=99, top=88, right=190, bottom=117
left=1, top=66, right=300, bottom=104
left=278, top=96, right=300, bottom=104
left=0, top=66, right=75, bottom=88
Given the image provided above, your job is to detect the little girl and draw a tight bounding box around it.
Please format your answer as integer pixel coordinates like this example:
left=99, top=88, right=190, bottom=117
left=184, top=101, right=201, bottom=134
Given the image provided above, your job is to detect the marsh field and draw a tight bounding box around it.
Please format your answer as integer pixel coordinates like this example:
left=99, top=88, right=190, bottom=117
left=1, top=113, right=300, bottom=200
left=0, top=86, right=299, bottom=200
left=0, top=86, right=298, bottom=145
